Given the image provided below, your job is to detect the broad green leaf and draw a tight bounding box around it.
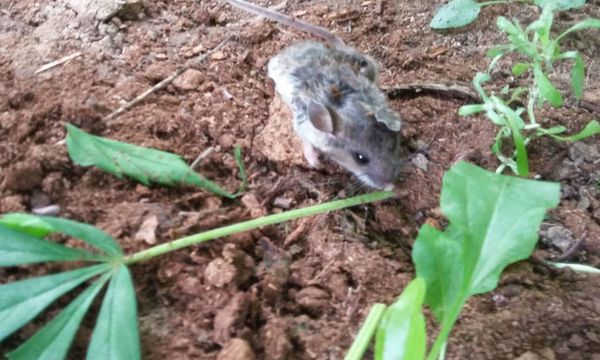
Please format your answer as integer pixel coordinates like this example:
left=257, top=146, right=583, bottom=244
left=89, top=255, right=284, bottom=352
left=539, top=120, right=600, bottom=141
left=375, top=278, right=427, bottom=360
left=533, top=63, right=563, bottom=107
left=458, top=104, right=485, bottom=116
left=7, top=273, right=111, bottom=360
left=557, top=18, right=600, bottom=41
left=66, top=124, right=236, bottom=199
left=0, top=264, right=111, bottom=341
left=1, top=213, right=122, bottom=257
left=413, top=162, right=560, bottom=323
left=87, top=265, right=140, bottom=360
left=512, top=63, right=530, bottom=77
left=0, top=224, right=103, bottom=266
left=430, top=0, right=480, bottom=29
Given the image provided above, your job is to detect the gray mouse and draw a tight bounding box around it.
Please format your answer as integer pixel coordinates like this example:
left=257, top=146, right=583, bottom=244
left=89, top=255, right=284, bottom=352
left=226, top=0, right=403, bottom=190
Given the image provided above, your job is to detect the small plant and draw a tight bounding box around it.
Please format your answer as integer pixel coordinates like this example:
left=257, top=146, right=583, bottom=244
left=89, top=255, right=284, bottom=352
left=66, top=124, right=247, bottom=199
left=0, top=191, right=392, bottom=358
left=459, top=3, right=600, bottom=176
left=431, top=0, right=587, bottom=29
left=345, top=161, right=561, bottom=360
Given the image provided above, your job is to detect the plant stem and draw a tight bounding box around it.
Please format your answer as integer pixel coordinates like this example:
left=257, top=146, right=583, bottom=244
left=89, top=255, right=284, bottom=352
left=344, top=304, right=387, bottom=360
left=479, top=0, right=509, bottom=6
left=123, top=191, right=393, bottom=265
left=426, top=302, right=464, bottom=360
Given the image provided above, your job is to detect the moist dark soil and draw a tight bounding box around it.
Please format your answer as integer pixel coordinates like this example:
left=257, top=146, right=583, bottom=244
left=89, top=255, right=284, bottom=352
left=1, top=1, right=600, bottom=359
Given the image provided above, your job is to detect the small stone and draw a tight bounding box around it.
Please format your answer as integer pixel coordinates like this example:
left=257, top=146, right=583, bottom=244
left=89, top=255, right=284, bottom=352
left=217, top=338, right=255, bottom=360
left=134, top=215, right=159, bottom=245
left=32, top=205, right=60, bottom=216
left=211, top=50, right=227, bottom=60
left=204, top=258, right=237, bottom=288
left=411, top=153, right=429, bottom=171
left=295, top=286, right=330, bottom=316
left=241, top=193, right=266, bottom=218
left=568, top=142, right=599, bottom=163
left=155, top=53, right=168, bottom=60
left=219, top=134, right=236, bottom=149
left=172, top=69, right=204, bottom=91
left=143, top=63, right=174, bottom=82
left=273, top=197, right=292, bottom=209
left=540, top=225, right=574, bottom=252
left=192, top=44, right=205, bottom=55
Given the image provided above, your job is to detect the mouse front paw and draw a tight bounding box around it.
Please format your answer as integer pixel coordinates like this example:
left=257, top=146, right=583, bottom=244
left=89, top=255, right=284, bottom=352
left=303, top=142, right=322, bottom=168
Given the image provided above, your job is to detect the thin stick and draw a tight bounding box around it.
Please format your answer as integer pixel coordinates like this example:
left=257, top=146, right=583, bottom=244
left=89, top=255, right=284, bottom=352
left=34, top=52, right=82, bottom=75
left=383, top=82, right=479, bottom=101
left=104, top=35, right=235, bottom=122
left=190, top=146, right=215, bottom=169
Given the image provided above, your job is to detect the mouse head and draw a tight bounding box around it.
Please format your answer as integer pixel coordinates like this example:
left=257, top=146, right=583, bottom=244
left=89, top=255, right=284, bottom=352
left=307, top=100, right=402, bottom=190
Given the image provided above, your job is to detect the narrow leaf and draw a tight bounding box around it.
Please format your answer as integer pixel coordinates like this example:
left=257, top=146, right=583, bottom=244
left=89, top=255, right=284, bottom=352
left=7, top=274, right=111, bottom=360
left=0, top=264, right=111, bottom=341
left=557, top=18, right=600, bottom=41
left=0, top=224, right=104, bottom=266
left=540, top=120, right=600, bottom=141
left=458, top=104, right=485, bottom=116
left=1, top=213, right=122, bottom=257
left=344, top=304, right=387, bottom=360
left=375, top=278, right=427, bottom=360
left=571, top=52, right=585, bottom=99
left=87, top=265, right=140, bottom=360
left=533, top=63, right=563, bottom=107
left=66, top=124, right=236, bottom=199
left=430, top=0, right=480, bottom=29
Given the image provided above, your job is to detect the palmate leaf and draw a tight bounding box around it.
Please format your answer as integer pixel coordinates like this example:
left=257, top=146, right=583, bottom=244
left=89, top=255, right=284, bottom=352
left=0, top=224, right=104, bottom=266
left=7, top=273, right=111, bottom=360
left=87, top=265, right=140, bottom=360
left=0, top=264, right=111, bottom=341
left=375, top=278, right=427, bottom=360
left=413, top=162, right=560, bottom=322
left=430, top=0, right=480, bottom=29
left=0, top=213, right=122, bottom=257
left=66, top=124, right=237, bottom=199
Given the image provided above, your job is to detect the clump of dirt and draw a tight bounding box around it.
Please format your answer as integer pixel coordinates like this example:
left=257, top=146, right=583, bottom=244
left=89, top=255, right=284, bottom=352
left=1, top=0, right=599, bottom=359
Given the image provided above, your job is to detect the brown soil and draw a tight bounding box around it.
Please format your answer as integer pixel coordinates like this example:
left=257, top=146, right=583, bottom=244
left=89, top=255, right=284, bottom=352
left=1, top=1, right=600, bottom=359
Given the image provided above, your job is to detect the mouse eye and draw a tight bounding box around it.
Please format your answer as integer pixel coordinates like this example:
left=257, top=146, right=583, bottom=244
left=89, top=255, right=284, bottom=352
left=352, top=152, right=370, bottom=165
left=359, top=59, right=369, bottom=67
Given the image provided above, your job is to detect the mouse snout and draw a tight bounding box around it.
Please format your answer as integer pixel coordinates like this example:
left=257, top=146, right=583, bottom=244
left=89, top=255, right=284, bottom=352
left=366, top=165, right=398, bottom=190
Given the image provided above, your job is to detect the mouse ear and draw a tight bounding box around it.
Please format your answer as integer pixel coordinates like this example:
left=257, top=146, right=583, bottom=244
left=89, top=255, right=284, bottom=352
left=375, top=108, right=402, bottom=132
left=308, top=100, right=338, bottom=134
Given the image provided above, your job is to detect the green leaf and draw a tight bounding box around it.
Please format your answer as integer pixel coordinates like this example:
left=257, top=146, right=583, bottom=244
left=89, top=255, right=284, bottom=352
left=1, top=213, right=122, bottom=257
left=496, top=16, right=519, bottom=35
left=458, top=104, right=485, bottom=116
left=533, top=63, right=563, bottom=107
left=430, top=0, right=480, bottom=29
left=7, top=274, right=111, bottom=360
left=375, top=278, right=427, bottom=360
left=534, top=0, right=586, bottom=11
left=413, top=162, right=560, bottom=323
left=489, top=96, right=528, bottom=176
left=66, top=124, right=236, bottom=199
left=571, top=52, right=585, bottom=99
left=0, top=264, right=111, bottom=341
left=540, top=120, right=600, bottom=141
left=557, top=18, right=600, bottom=41
left=0, top=224, right=103, bottom=267
left=87, top=265, right=140, bottom=360
left=344, top=304, right=387, bottom=360
left=512, top=63, right=530, bottom=77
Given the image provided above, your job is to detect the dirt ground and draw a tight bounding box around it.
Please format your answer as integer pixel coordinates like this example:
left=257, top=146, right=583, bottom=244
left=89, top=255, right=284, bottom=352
left=1, top=0, right=600, bottom=359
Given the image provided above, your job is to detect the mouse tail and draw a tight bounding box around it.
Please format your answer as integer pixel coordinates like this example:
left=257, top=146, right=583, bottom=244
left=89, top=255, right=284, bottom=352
left=225, top=0, right=345, bottom=47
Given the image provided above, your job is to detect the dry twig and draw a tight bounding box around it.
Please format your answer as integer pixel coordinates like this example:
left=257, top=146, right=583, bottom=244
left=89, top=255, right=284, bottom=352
left=34, top=52, right=82, bottom=75
left=104, top=34, right=235, bottom=122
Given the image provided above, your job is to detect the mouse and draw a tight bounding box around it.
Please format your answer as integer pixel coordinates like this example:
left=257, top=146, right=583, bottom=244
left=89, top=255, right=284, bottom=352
left=225, top=0, right=403, bottom=190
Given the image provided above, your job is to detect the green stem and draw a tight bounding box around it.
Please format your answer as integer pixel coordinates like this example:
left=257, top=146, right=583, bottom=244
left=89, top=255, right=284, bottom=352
left=426, top=302, right=464, bottom=360
left=344, top=304, right=387, bottom=360
left=124, top=191, right=393, bottom=265
left=479, top=0, right=509, bottom=6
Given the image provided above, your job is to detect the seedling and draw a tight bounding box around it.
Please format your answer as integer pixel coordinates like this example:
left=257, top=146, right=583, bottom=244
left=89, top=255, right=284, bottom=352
left=345, top=162, right=561, bottom=360
left=431, top=0, right=587, bottom=29
left=66, top=124, right=247, bottom=199
left=459, top=3, right=600, bottom=176
left=0, top=191, right=392, bottom=359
